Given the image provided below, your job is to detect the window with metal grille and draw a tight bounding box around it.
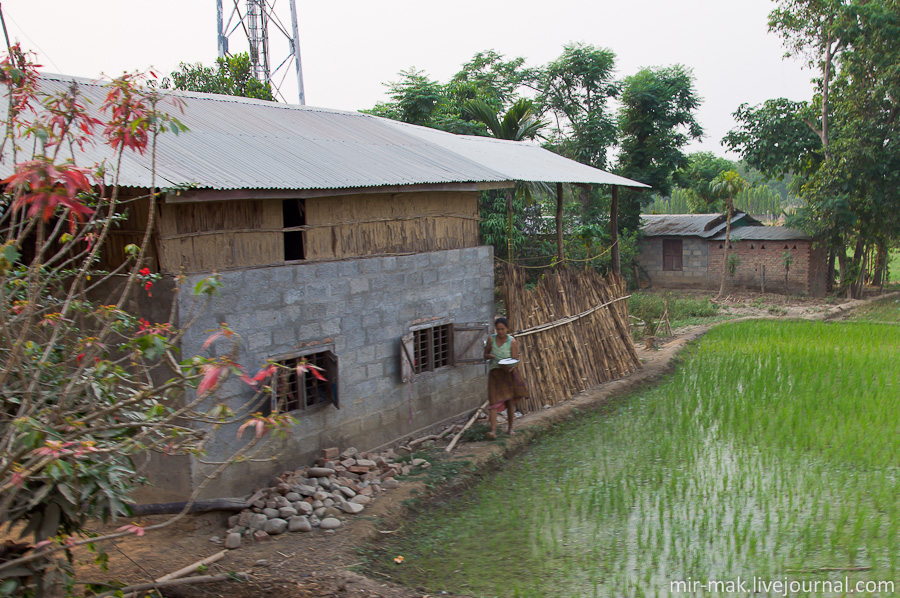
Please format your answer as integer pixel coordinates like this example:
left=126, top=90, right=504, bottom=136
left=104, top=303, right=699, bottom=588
left=270, top=350, right=338, bottom=413
left=662, top=239, right=683, bottom=271
left=413, top=324, right=452, bottom=374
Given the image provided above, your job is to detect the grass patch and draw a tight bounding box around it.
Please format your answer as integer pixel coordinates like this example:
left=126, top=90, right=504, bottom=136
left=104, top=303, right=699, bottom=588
left=461, top=422, right=492, bottom=443
left=629, top=291, right=721, bottom=338
left=364, top=320, right=900, bottom=597
left=395, top=449, right=473, bottom=491
left=844, top=295, right=900, bottom=323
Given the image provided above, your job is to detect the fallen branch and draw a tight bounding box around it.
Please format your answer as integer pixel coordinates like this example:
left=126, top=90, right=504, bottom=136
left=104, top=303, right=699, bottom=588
left=407, top=434, right=441, bottom=448
left=446, top=400, right=488, bottom=453
left=93, top=572, right=246, bottom=598
left=155, top=550, right=226, bottom=582
left=131, top=498, right=249, bottom=516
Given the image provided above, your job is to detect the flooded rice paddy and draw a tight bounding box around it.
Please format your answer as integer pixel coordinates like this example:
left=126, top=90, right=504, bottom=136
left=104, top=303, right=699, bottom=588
left=370, top=320, right=900, bottom=597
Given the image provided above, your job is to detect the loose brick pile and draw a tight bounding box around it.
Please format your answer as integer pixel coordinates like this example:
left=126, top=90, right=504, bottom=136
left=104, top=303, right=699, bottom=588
left=219, top=446, right=430, bottom=549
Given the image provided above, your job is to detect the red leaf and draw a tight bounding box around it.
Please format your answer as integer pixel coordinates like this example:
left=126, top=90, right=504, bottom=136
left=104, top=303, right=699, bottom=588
left=253, top=365, right=277, bottom=382
left=201, top=330, right=225, bottom=351
left=198, top=364, right=226, bottom=396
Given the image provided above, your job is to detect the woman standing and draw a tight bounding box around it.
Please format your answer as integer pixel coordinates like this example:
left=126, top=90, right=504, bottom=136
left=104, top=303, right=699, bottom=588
left=483, top=317, right=529, bottom=439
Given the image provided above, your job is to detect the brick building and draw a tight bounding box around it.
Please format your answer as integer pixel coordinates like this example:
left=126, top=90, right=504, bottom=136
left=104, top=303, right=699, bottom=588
left=637, top=213, right=827, bottom=296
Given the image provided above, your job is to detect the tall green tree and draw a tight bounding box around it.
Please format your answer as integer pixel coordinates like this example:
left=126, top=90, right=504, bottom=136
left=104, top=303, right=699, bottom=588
left=729, top=0, right=900, bottom=296
left=722, top=99, right=822, bottom=181
left=464, top=98, right=548, bottom=261
left=769, top=0, right=853, bottom=163
left=365, top=68, right=447, bottom=127
left=366, top=52, right=536, bottom=136
left=162, top=52, right=275, bottom=101
left=536, top=43, right=619, bottom=170
left=448, top=50, right=535, bottom=113
left=615, top=65, right=703, bottom=232
left=677, top=152, right=737, bottom=209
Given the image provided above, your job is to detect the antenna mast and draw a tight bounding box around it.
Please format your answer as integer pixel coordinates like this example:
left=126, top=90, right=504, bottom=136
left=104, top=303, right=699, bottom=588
left=216, top=0, right=306, bottom=105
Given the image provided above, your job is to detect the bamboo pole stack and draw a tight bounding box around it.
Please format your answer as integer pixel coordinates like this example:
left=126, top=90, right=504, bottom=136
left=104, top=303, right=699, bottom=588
left=503, top=265, right=641, bottom=413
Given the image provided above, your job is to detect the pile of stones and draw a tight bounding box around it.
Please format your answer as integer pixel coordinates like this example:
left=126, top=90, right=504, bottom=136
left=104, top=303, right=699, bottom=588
left=220, top=446, right=429, bottom=549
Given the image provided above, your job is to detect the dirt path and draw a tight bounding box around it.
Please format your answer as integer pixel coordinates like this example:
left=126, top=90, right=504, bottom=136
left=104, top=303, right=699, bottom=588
left=67, top=292, right=890, bottom=597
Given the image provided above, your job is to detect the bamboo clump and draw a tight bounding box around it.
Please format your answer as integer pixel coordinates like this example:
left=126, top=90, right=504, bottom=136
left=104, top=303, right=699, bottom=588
left=503, top=265, right=641, bottom=413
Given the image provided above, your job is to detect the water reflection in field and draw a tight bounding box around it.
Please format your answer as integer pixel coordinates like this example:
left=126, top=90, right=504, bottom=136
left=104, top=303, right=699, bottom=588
left=370, top=321, right=900, bottom=597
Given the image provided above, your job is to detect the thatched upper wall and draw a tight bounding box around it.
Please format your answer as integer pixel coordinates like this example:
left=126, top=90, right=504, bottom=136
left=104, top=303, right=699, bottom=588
left=151, top=190, right=480, bottom=274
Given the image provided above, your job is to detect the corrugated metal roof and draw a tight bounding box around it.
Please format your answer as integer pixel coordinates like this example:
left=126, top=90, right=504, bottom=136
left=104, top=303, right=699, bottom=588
left=641, top=213, right=762, bottom=238
left=641, top=214, right=724, bottom=237
left=0, top=74, right=648, bottom=192
left=379, top=120, right=650, bottom=188
left=710, top=226, right=811, bottom=241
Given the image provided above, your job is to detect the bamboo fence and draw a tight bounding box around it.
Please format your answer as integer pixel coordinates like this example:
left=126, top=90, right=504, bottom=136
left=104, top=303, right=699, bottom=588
left=503, top=265, right=641, bottom=413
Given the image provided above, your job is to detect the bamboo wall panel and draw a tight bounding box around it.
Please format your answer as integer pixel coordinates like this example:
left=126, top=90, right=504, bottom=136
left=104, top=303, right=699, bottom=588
left=305, top=191, right=479, bottom=260
left=504, top=266, right=640, bottom=413
left=157, top=200, right=281, bottom=273
left=97, top=194, right=160, bottom=272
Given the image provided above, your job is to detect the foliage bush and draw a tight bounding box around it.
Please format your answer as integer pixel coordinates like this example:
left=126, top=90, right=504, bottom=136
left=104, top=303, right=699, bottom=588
left=628, top=292, right=719, bottom=328
left=0, top=48, right=296, bottom=596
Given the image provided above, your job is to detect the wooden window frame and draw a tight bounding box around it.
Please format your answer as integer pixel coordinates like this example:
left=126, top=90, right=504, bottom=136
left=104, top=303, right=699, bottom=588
left=267, top=346, right=339, bottom=414
left=400, top=320, right=489, bottom=382
left=662, top=239, right=683, bottom=272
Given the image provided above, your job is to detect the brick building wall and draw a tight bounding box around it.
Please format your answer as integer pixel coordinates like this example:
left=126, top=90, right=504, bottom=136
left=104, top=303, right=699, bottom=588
left=145, top=246, right=495, bottom=500
left=636, top=237, right=710, bottom=288
left=707, top=239, right=825, bottom=295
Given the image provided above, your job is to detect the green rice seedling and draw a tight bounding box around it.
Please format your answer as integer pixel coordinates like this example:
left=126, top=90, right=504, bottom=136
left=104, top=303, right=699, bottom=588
left=363, top=320, right=900, bottom=596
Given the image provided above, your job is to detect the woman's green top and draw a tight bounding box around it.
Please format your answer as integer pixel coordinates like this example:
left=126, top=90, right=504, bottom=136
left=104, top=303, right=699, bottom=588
left=488, top=333, right=514, bottom=370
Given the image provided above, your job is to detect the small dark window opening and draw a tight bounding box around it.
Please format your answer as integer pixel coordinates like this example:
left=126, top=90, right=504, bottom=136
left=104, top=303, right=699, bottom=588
left=283, top=199, right=306, bottom=261
left=761, top=245, right=765, bottom=249
left=792, top=244, right=797, bottom=249
left=267, top=350, right=338, bottom=414
left=750, top=244, right=755, bottom=249
left=413, top=324, right=452, bottom=374
left=662, top=239, right=683, bottom=271
left=719, top=244, right=724, bottom=249
left=784, top=245, right=789, bottom=249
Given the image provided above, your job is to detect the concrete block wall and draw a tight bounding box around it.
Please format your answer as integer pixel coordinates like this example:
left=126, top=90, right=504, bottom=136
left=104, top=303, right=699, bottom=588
left=708, top=239, right=820, bottom=295
left=173, top=246, right=494, bottom=498
left=637, top=237, right=709, bottom=288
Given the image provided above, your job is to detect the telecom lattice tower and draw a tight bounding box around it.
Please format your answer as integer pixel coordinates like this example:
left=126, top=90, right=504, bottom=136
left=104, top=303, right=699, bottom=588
left=216, top=0, right=306, bottom=105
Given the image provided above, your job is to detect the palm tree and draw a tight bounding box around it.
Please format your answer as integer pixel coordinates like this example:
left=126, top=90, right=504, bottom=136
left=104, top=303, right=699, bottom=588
left=464, top=98, right=546, bottom=142
left=464, top=99, right=550, bottom=261
left=710, top=171, right=747, bottom=298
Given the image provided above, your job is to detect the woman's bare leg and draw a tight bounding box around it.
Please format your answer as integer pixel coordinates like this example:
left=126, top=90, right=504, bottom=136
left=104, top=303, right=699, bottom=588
left=488, top=407, right=498, bottom=440
left=506, top=402, right=516, bottom=436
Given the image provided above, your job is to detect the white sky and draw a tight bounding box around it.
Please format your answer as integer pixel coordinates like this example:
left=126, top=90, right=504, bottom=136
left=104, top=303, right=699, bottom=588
left=3, top=0, right=814, bottom=158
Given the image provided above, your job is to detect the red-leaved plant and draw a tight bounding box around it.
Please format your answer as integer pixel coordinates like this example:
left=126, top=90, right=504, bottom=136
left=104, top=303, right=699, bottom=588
left=0, top=48, right=299, bottom=596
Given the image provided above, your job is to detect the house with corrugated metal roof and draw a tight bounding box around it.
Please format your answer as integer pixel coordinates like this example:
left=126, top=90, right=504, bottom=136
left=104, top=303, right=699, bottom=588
left=6, top=74, right=648, bottom=501
left=636, top=213, right=827, bottom=295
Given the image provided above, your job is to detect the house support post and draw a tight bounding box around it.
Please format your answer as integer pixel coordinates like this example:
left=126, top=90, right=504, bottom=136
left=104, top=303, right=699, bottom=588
left=556, top=182, right=564, bottom=266
left=610, top=185, right=620, bottom=276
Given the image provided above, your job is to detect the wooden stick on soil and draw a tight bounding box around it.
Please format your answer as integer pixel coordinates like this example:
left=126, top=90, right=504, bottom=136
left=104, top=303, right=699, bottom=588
left=155, top=550, right=226, bottom=582
left=446, top=400, right=489, bottom=452
left=94, top=573, right=244, bottom=598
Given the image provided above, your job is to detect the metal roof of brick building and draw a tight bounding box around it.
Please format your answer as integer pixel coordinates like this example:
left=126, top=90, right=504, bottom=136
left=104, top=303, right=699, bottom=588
left=709, top=226, right=811, bottom=241
left=0, top=74, right=648, bottom=194
left=641, top=213, right=807, bottom=241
